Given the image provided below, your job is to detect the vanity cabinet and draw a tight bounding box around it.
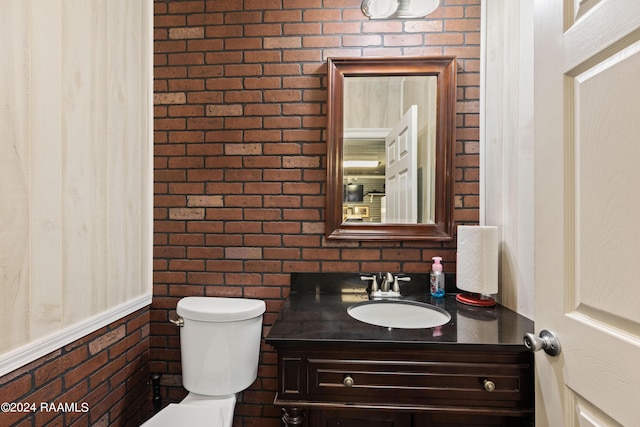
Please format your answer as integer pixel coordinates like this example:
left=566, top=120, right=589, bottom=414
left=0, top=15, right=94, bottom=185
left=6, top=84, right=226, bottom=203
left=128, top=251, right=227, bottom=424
left=266, top=273, right=536, bottom=427
left=274, top=346, right=533, bottom=426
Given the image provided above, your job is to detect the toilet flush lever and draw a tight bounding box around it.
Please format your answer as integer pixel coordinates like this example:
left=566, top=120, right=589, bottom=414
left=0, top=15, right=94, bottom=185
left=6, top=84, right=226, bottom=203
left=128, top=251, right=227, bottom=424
left=169, top=315, right=184, bottom=327
left=523, top=330, right=561, bottom=356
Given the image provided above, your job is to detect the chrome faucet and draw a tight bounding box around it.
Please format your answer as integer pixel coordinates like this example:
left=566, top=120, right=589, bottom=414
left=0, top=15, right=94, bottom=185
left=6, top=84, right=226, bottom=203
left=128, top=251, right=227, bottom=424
left=361, top=273, right=410, bottom=299
left=381, top=272, right=394, bottom=292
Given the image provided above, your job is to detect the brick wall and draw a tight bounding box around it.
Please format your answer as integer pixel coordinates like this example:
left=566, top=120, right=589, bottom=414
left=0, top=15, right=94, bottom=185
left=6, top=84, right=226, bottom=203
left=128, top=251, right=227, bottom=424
left=152, top=0, right=480, bottom=426
left=0, top=308, right=151, bottom=427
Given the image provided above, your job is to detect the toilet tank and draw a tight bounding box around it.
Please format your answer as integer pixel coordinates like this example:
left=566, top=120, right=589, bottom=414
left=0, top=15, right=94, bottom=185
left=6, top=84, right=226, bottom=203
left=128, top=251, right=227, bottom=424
left=176, top=297, right=266, bottom=396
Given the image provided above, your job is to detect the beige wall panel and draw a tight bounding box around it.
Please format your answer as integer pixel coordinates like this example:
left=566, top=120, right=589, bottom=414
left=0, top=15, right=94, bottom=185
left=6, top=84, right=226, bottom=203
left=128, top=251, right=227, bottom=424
left=30, top=0, right=64, bottom=339
left=482, top=0, right=535, bottom=318
left=61, top=0, right=110, bottom=325
left=106, top=0, right=144, bottom=305
left=0, top=0, right=31, bottom=353
left=140, top=0, right=154, bottom=298
left=344, top=78, right=403, bottom=129
left=1, top=0, right=152, bottom=369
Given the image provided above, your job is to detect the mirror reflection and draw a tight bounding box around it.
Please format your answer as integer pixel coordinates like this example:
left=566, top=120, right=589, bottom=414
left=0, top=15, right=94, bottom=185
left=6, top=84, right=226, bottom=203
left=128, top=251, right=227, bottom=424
left=325, top=56, right=456, bottom=241
left=342, top=75, right=437, bottom=224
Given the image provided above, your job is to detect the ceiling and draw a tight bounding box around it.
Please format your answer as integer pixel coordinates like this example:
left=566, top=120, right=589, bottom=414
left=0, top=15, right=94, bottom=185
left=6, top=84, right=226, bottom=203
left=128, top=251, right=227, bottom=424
left=343, top=138, right=386, bottom=176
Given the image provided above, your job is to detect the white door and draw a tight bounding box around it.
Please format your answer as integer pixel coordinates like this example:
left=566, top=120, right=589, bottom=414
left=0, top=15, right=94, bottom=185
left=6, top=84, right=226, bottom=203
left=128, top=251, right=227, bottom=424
left=385, top=105, right=418, bottom=223
left=534, top=1, right=640, bottom=425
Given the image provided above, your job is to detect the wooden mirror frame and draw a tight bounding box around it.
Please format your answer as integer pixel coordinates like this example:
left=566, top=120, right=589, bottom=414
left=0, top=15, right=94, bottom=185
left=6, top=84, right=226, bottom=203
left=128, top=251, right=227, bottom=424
left=326, top=56, right=457, bottom=241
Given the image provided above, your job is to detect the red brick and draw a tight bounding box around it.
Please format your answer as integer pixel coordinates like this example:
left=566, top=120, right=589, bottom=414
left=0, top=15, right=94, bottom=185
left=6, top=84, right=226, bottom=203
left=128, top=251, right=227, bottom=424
left=284, top=208, right=321, bottom=221
left=168, top=78, right=205, bottom=91
left=445, top=18, right=481, bottom=32
left=243, top=130, right=283, bottom=142
left=263, top=63, right=301, bottom=76
left=225, top=11, right=262, bottom=24
left=302, top=248, right=340, bottom=260
left=168, top=27, right=204, bottom=40
left=244, top=50, right=282, bottom=63
left=167, top=52, right=205, bottom=66
left=1, top=373, right=32, bottom=401
left=89, top=325, right=126, bottom=356
left=282, top=49, right=322, bottom=62
left=262, top=169, right=301, bottom=181
left=243, top=260, right=282, bottom=272
left=284, top=23, right=321, bottom=35
left=264, top=10, right=302, bottom=23
left=223, top=90, right=262, bottom=103
left=244, top=234, right=282, bottom=246
left=187, top=13, right=223, bottom=26
left=245, top=23, right=283, bottom=37
left=63, top=352, right=109, bottom=388
left=168, top=1, right=204, bottom=14
left=244, top=77, right=281, bottom=90
left=244, top=104, right=283, bottom=116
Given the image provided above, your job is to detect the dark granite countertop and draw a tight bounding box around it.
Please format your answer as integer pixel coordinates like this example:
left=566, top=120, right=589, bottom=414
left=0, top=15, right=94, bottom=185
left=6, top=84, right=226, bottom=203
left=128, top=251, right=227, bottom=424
left=265, top=273, right=534, bottom=351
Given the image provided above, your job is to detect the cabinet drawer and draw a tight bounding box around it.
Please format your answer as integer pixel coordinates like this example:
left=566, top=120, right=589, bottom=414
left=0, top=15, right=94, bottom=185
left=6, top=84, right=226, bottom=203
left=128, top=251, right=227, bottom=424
left=306, top=354, right=532, bottom=410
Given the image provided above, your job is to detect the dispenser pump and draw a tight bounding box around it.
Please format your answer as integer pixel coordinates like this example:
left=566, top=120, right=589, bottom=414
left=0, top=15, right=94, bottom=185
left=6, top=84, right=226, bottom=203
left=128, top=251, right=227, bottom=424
left=430, top=257, right=445, bottom=297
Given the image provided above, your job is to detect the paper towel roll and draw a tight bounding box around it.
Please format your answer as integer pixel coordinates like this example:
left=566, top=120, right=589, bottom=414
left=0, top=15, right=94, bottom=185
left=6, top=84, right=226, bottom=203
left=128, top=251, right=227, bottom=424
left=456, top=226, right=499, bottom=295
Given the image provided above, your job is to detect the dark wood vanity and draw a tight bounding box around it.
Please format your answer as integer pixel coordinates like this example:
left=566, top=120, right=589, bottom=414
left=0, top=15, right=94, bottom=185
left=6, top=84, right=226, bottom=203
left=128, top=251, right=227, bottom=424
left=266, top=274, right=534, bottom=426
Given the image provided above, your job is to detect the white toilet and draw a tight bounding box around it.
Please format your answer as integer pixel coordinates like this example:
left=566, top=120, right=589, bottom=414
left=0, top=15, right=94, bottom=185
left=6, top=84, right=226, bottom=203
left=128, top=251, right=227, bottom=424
left=142, top=296, right=266, bottom=427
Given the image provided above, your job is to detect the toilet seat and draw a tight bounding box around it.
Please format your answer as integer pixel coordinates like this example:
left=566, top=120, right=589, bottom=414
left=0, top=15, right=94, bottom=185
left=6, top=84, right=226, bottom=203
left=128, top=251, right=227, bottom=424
left=141, top=395, right=236, bottom=427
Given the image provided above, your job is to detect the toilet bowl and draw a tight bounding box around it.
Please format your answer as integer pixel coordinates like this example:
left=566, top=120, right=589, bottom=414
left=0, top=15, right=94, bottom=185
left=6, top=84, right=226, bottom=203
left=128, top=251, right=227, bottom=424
left=141, top=297, right=265, bottom=427
left=141, top=395, right=235, bottom=427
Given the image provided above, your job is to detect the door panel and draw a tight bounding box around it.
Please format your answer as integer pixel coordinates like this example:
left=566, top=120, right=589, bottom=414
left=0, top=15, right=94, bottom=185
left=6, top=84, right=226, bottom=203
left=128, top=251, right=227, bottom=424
left=385, top=105, right=418, bottom=223
left=534, top=0, right=640, bottom=425
left=573, top=47, right=640, bottom=326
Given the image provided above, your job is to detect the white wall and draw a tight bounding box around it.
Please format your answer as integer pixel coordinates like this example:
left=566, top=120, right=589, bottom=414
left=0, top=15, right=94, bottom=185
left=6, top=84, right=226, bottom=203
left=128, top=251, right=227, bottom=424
left=0, top=0, right=153, bottom=375
left=481, top=0, right=535, bottom=319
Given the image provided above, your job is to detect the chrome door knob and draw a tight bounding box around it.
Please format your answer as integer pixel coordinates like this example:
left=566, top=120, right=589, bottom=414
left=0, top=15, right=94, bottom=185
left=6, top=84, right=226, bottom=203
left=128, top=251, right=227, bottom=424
left=523, top=329, right=561, bottom=356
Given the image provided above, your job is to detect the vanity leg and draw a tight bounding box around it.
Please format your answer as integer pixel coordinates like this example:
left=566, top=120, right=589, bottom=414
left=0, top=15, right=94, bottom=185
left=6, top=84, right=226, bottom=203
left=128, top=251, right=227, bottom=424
left=282, top=407, right=306, bottom=426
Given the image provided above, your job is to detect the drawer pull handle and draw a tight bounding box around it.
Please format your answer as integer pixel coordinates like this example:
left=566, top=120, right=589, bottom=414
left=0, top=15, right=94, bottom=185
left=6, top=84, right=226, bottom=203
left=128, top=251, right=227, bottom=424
left=343, top=376, right=354, bottom=387
left=483, top=379, right=496, bottom=392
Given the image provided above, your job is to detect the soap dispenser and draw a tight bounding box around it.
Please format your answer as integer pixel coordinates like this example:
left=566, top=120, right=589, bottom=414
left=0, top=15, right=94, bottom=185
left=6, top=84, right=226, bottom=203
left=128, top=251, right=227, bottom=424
left=430, top=257, right=445, bottom=297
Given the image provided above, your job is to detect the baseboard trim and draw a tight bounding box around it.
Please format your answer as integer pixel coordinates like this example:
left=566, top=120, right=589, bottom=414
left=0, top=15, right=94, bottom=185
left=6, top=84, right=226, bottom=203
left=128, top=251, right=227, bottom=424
left=0, top=294, right=152, bottom=378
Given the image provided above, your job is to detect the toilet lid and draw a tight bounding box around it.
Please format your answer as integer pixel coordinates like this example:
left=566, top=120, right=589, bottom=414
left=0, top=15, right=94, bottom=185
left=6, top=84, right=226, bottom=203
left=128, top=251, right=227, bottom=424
left=141, top=403, right=226, bottom=427
left=177, top=297, right=266, bottom=322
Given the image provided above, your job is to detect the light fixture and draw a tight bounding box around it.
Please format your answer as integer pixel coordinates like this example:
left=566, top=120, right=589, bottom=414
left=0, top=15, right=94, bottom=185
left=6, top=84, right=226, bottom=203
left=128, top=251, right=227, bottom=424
left=361, top=0, right=440, bottom=19
left=343, top=160, right=379, bottom=168
left=361, top=0, right=398, bottom=19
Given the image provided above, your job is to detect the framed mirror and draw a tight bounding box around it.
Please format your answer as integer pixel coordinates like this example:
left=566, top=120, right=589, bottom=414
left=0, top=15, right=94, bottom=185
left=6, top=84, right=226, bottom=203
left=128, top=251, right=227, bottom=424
left=326, top=56, right=456, bottom=241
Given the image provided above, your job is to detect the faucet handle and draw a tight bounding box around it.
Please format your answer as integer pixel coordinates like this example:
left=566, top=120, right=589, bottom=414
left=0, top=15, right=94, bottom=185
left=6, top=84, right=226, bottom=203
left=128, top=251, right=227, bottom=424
left=392, top=275, right=411, bottom=293
left=360, top=275, right=379, bottom=292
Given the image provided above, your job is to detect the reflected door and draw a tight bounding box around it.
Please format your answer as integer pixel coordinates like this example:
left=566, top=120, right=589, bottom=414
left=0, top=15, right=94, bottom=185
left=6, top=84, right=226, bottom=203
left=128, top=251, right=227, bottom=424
left=534, top=0, right=640, bottom=425
left=385, top=105, right=418, bottom=223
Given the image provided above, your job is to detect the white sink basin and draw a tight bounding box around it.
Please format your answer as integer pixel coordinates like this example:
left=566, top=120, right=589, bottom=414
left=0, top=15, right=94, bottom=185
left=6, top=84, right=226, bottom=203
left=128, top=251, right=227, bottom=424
left=347, top=299, right=451, bottom=329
